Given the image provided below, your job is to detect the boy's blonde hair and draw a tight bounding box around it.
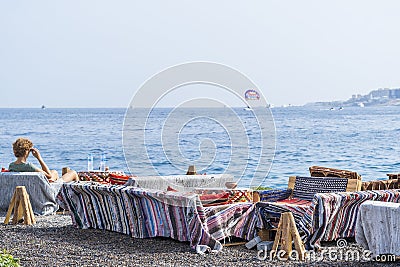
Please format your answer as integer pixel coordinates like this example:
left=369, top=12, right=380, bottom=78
left=13, top=138, right=33, bottom=157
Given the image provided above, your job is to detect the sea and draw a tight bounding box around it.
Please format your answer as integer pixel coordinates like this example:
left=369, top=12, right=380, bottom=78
left=0, top=106, right=399, bottom=188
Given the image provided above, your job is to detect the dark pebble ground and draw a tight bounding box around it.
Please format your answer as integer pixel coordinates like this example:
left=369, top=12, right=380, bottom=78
left=0, top=213, right=398, bottom=267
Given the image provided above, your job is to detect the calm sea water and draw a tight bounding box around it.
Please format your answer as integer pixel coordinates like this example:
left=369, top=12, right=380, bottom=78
left=0, top=106, right=399, bottom=188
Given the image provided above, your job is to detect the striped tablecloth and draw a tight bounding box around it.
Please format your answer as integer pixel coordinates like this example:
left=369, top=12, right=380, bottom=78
left=233, top=189, right=400, bottom=249
left=57, top=182, right=252, bottom=250
left=57, top=183, right=400, bottom=250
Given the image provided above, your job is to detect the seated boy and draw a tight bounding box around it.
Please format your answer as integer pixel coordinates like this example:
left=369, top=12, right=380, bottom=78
left=9, top=138, right=79, bottom=182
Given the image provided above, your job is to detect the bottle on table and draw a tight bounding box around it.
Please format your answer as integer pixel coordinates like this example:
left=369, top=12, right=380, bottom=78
left=100, top=153, right=106, bottom=172
left=87, top=154, right=94, bottom=171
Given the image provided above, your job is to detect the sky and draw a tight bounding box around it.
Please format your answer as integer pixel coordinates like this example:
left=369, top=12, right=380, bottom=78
left=0, top=1, right=399, bottom=108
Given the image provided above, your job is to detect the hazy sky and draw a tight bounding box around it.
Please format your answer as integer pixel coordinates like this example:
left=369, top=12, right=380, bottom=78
left=1, top=1, right=399, bottom=108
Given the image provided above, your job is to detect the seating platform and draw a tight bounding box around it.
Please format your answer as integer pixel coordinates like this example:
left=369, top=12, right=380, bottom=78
left=0, top=172, right=62, bottom=215
left=54, top=166, right=400, bottom=251
left=241, top=188, right=400, bottom=249
left=57, top=182, right=253, bottom=251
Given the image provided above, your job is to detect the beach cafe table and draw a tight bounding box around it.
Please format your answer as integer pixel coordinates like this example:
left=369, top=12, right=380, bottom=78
left=77, top=171, right=126, bottom=184
left=356, top=200, right=400, bottom=257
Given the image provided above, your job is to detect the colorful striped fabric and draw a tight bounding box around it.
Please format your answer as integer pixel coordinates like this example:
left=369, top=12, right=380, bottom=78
left=57, top=182, right=252, bottom=250
left=57, top=183, right=400, bottom=251
left=232, top=189, right=400, bottom=250
left=194, top=189, right=254, bottom=207
left=230, top=189, right=309, bottom=241
left=276, top=198, right=312, bottom=206
left=306, top=189, right=400, bottom=248
left=257, top=189, right=292, bottom=202
left=232, top=199, right=312, bottom=241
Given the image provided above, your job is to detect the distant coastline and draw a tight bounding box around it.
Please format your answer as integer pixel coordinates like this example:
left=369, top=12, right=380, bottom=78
left=305, top=88, right=400, bottom=108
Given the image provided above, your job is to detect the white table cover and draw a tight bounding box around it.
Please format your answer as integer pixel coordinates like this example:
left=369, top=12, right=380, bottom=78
left=356, top=200, right=400, bottom=256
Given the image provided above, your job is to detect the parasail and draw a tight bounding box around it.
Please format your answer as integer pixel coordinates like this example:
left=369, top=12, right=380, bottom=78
left=244, top=89, right=260, bottom=100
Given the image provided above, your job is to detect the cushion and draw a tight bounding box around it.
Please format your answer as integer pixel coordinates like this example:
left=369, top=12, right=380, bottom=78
left=276, top=197, right=312, bottom=207
left=293, top=176, right=348, bottom=201
left=109, top=173, right=131, bottom=185
left=200, top=192, right=230, bottom=206
left=257, top=189, right=292, bottom=202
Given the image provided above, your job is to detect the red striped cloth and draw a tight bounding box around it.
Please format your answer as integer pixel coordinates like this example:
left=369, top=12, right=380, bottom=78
left=275, top=197, right=312, bottom=207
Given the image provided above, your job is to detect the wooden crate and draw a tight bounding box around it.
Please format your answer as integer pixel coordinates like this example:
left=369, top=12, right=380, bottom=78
left=309, top=166, right=361, bottom=180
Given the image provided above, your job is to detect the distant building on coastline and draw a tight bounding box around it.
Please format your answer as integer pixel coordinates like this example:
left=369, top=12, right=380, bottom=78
left=389, top=88, right=400, bottom=98
left=306, top=87, right=400, bottom=107
left=368, top=88, right=400, bottom=100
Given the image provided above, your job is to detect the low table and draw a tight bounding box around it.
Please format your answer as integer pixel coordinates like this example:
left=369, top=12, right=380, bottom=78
left=356, top=200, right=400, bottom=257
left=77, top=171, right=125, bottom=184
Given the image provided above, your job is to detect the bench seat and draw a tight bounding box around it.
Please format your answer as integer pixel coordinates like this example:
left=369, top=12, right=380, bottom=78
left=0, top=172, right=62, bottom=215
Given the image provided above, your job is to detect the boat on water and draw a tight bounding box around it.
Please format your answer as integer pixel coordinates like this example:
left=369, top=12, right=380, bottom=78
left=41, top=105, right=46, bottom=110
left=244, top=106, right=252, bottom=111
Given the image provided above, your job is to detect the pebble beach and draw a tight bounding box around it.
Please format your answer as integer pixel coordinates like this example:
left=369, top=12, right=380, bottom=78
left=0, top=212, right=397, bottom=267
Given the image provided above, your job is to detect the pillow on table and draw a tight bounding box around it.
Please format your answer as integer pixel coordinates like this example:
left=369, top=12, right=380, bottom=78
left=199, top=192, right=230, bottom=206
left=293, top=176, right=348, bottom=201
left=109, top=173, right=131, bottom=185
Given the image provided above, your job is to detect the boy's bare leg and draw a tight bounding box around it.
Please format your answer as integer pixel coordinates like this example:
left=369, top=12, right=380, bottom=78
left=61, top=169, right=79, bottom=182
